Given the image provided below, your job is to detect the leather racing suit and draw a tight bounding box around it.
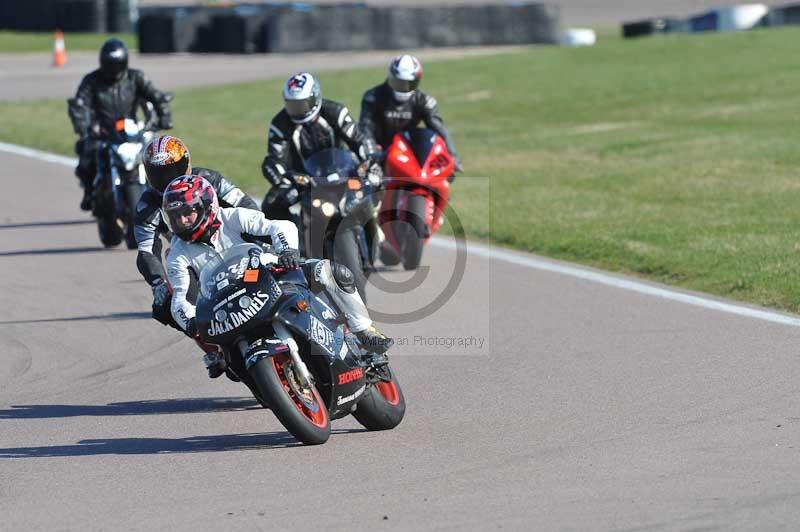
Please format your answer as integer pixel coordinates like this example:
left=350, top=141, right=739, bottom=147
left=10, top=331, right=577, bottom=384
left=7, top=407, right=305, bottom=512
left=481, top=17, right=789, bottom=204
left=260, top=99, right=375, bottom=220
left=135, top=167, right=258, bottom=328
left=165, top=207, right=373, bottom=336
left=359, top=82, right=459, bottom=165
left=68, top=68, right=173, bottom=194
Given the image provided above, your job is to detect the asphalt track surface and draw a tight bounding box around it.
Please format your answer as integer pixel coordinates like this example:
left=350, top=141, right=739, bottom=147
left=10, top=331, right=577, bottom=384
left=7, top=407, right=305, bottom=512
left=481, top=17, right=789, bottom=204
left=0, top=46, right=525, bottom=102
left=4, top=147, right=800, bottom=531
left=3, top=4, right=800, bottom=529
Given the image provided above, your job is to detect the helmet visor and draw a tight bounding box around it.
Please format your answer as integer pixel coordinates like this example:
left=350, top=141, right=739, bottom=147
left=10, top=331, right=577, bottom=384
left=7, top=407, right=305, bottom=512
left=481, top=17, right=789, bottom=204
left=101, top=61, right=127, bottom=82
left=145, top=157, right=189, bottom=192
left=388, top=76, right=420, bottom=94
left=285, top=96, right=318, bottom=122
left=164, top=200, right=202, bottom=235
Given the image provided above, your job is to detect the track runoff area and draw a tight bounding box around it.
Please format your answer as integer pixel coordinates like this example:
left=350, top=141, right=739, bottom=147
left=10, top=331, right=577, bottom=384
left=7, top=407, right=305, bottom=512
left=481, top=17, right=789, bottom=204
left=3, top=130, right=800, bottom=530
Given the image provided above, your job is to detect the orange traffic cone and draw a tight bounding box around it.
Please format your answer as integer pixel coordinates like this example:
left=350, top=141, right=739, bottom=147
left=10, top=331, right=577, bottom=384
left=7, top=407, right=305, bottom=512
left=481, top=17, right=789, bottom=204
left=52, top=30, right=67, bottom=67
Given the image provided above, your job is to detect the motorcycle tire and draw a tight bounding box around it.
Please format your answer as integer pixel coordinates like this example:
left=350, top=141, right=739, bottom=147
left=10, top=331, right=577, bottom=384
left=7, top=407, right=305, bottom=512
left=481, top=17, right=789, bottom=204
left=352, top=367, right=406, bottom=431
left=401, top=194, right=427, bottom=271
left=379, top=240, right=401, bottom=267
left=97, top=215, right=123, bottom=248
left=226, top=352, right=269, bottom=409
left=124, top=182, right=143, bottom=250
left=249, top=354, right=330, bottom=445
left=332, top=229, right=368, bottom=302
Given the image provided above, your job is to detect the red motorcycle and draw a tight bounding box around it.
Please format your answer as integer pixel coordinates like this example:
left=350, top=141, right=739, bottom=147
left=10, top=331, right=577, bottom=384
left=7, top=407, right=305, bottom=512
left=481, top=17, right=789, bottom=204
left=379, top=128, right=454, bottom=270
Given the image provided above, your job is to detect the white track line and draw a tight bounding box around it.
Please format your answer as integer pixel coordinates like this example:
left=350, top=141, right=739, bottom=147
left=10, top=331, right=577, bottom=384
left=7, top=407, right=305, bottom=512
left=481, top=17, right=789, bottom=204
left=431, top=239, right=800, bottom=328
left=0, top=141, right=75, bottom=167
left=3, top=140, right=798, bottom=328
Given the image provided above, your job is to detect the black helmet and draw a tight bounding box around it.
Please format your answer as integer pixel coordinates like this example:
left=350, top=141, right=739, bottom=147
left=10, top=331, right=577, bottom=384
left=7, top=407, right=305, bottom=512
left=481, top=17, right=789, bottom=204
left=99, top=38, right=129, bottom=83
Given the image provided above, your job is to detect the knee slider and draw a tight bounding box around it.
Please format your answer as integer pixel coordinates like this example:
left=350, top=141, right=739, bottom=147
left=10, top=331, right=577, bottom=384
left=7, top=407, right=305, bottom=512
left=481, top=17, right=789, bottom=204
left=333, top=263, right=356, bottom=294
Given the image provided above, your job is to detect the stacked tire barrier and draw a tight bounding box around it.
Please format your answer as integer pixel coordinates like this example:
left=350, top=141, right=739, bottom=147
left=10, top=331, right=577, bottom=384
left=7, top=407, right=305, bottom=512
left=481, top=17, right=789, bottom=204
left=137, top=6, right=215, bottom=53
left=620, top=2, right=800, bottom=39
left=765, top=3, right=800, bottom=25
left=0, top=0, right=132, bottom=33
left=138, top=2, right=561, bottom=55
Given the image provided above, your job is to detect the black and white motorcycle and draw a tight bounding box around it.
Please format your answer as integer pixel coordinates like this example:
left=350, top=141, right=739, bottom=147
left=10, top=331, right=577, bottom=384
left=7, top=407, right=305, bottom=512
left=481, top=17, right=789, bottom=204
left=92, top=117, right=155, bottom=248
left=195, top=243, right=405, bottom=445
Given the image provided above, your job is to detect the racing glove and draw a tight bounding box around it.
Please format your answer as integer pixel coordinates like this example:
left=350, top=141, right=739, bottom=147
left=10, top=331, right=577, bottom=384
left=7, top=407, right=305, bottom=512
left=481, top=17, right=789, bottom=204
left=367, top=162, right=384, bottom=188
left=151, top=278, right=170, bottom=307
left=277, top=248, right=301, bottom=270
left=185, top=317, right=199, bottom=339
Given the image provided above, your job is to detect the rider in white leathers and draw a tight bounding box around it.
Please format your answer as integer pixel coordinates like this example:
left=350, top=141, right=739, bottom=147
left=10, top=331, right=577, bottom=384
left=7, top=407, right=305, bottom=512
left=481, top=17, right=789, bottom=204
left=162, top=175, right=391, bottom=375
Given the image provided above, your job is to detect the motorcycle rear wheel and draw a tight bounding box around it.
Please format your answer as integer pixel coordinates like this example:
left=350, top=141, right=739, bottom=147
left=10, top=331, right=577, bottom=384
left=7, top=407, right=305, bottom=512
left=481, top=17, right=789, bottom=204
left=352, top=368, right=406, bottom=431
left=249, top=354, right=330, bottom=445
left=400, top=194, right=426, bottom=270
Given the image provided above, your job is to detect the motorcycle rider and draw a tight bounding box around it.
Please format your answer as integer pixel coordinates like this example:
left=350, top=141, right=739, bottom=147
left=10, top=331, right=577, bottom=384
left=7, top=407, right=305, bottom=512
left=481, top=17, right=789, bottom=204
left=67, top=38, right=173, bottom=211
left=162, top=174, right=393, bottom=375
left=261, top=72, right=382, bottom=221
left=135, top=135, right=259, bottom=342
left=359, top=55, right=462, bottom=173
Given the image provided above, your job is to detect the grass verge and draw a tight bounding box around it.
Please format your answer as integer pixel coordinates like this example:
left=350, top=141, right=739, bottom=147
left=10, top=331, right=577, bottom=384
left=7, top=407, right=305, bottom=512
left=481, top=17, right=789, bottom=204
left=0, top=31, right=136, bottom=53
left=3, top=27, right=800, bottom=311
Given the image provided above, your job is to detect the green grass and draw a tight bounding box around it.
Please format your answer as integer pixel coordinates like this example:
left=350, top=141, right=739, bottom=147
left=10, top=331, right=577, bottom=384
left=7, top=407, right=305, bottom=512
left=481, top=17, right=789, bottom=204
left=0, top=31, right=136, bottom=53
left=4, top=27, right=800, bottom=311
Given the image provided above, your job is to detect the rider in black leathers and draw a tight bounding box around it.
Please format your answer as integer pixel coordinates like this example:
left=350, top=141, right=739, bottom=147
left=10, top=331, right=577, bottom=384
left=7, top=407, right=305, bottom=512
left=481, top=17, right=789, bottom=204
left=261, top=72, right=380, bottom=222
left=359, top=55, right=462, bottom=173
left=67, top=38, right=173, bottom=211
left=134, top=135, right=259, bottom=335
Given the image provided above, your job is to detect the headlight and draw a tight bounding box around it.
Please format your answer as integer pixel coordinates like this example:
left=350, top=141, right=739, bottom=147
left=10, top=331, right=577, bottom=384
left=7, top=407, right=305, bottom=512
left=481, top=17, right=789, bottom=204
left=321, top=202, right=336, bottom=217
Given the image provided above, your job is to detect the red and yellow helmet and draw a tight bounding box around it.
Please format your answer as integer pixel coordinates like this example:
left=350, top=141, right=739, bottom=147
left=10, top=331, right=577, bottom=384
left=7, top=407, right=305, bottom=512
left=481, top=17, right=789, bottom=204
left=144, top=136, right=191, bottom=193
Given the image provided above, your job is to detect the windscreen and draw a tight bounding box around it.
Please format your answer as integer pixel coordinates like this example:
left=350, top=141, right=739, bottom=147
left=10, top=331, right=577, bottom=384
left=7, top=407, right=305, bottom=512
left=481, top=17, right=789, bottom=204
left=199, top=243, right=262, bottom=298
left=406, top=128, right=438, bottom=165
left=303, top=149, right=359, bottom=183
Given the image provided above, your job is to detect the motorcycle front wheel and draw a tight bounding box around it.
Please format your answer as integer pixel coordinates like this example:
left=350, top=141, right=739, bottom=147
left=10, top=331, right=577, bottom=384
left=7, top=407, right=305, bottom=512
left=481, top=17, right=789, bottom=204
left=352, top=367, right=406, bottom=431
left=96, top=215, right=123, bottom=248
left=123, top=182, right=144, bottom=250
left=400, top=193, right=426, bottom=271
left=331, top=229, right=368, bottom=302
left=249, top=354, right=330, bottom=445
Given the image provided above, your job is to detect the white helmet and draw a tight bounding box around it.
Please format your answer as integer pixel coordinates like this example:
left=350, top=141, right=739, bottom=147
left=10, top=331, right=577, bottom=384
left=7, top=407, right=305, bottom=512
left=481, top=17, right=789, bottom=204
left=387, top=55, right=423, bottom=103
left=283, top=72, right=322, bottom=124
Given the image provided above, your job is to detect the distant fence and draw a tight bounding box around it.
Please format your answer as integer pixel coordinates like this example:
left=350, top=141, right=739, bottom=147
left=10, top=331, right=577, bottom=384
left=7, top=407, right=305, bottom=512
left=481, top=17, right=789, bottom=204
left=135, top=3, right=561, bottom=54
left=0, top=0, right=134, bottom=32
left=622, top=2, right=800, bottom=39
left=0, top=1, right=560, bottom=53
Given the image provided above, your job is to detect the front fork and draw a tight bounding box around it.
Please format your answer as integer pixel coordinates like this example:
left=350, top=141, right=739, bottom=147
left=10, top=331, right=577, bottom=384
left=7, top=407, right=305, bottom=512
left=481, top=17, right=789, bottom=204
left=237, top=319, right=314, bottom=388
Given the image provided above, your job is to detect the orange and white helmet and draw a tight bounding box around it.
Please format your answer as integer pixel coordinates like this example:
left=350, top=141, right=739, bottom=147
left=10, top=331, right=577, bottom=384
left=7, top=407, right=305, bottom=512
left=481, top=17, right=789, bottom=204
left=143, top=135, right=191, bottom=193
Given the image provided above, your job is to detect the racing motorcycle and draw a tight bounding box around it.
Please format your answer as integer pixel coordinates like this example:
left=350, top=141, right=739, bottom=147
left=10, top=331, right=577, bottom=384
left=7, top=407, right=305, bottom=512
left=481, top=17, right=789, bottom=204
left=91, top=117, right=154, bottom=248
left=195, top=243, right=405, bottom=445
left=379, top=128, right=455, bottom=270
left=292, top=149, right=382, bottom=301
